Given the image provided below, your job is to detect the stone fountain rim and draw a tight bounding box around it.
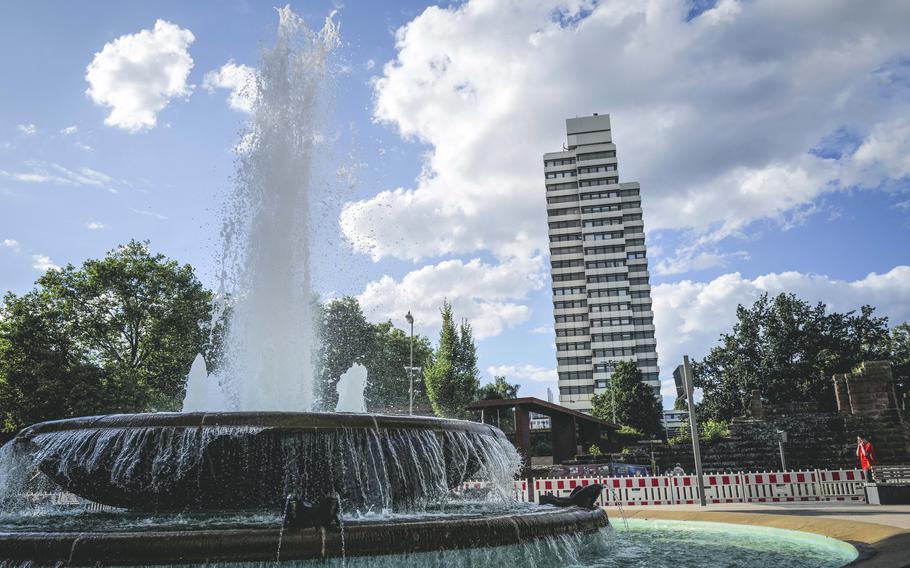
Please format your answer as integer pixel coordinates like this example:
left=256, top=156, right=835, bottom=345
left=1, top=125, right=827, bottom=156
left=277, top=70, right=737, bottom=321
left=0, top=507, right=608, bottom=565
left=15, top=411, right=502, bottom=440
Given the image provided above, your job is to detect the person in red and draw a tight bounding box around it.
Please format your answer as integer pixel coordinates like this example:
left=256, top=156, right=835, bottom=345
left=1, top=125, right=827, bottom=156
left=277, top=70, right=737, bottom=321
left=856, top=434, right=876, bottom=483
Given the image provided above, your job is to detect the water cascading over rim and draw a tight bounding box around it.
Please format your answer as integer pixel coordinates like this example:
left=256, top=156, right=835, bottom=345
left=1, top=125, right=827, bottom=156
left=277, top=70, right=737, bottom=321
left=11, top=412, right=520, bottom=512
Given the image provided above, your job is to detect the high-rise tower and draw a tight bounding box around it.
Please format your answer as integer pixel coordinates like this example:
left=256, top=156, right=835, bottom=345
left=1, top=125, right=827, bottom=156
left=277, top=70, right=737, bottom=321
left=544, top=114, right=659, bottom=413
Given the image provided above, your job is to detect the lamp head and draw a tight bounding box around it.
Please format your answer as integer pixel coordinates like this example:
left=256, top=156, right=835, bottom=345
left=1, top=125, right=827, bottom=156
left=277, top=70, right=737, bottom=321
left=405, top=311, right=414, bottom=325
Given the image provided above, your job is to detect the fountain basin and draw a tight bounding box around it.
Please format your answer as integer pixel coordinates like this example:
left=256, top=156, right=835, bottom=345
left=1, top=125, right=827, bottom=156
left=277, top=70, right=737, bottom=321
left=0, top=507, right=608, bottom=565
left=13, top=412, right=516, bottom=512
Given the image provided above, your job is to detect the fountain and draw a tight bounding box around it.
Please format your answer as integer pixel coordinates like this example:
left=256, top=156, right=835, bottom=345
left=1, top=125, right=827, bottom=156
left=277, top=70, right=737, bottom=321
left=0, top=6, right=609, bottom=566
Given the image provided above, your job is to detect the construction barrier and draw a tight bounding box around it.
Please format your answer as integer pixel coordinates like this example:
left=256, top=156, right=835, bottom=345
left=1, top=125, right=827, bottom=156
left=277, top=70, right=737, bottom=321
left=506, top=468, right=866, bottom=505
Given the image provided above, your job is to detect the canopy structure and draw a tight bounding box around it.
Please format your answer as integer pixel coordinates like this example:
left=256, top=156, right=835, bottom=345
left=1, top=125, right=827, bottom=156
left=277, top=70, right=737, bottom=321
left=465, top=397, right=619, bottom=466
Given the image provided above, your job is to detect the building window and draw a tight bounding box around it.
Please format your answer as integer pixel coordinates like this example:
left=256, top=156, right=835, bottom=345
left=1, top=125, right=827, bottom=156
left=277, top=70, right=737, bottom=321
left=586, top=259, right=626, bottom=269
left=558, top=356, right=592, bottom=365
left=545, top=170, right=577, bottom=179
left=588, top=288, right=629, bottom=298
left=578, top=177, right=619, bottom=188
left=583, top=218, right=622, bottom=228
left=556, top=327, right=588, bottom=337
left=576, top=151, right=616, bottom=162
left=554, top=299, right=587, bottom=309
left=550, top=233, right=581, bottom=243
left=554, top=286, right=586, bottom=296
left=559, top=385, right=595, bottom=395
left=590, top=302, right=630, bottom=313
left=556, top=341, right=591, bottom=352
left=584, top=244, right=625, bottom=255
left=581, top=204, right=621, bottom=214
left=578, top=164, right=617, bottom=174
left=584, top=231, right=624, bottom=241
left=580, top=190, right=621, bottom=201
left=553, top=272, right=585, bottom=282
left=552, top=259, right=584, bottom=269
left=547, top=207, right=580, bottom=217
left=547, top=194, right=579, bottom=204
left=551, top=245, right=584, bottom=256
left=587, top=274, right=627, bottom=284
left=544, top=157, right=576, bottom=167
left=548, top=220, right=580, bottom=230
left=555, top=313, right=588, bottom=323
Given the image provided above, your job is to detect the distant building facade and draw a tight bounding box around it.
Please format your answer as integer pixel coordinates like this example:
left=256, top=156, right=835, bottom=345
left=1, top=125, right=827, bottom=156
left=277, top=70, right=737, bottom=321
left=545, top=114, right=659, bottom=413
left=662, top=409, right=687, bottom=437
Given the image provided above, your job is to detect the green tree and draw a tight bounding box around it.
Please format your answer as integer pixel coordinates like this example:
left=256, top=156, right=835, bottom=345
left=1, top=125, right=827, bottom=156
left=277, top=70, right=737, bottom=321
left=477, top=376, right=520, bottom=400
left=669, top=418, right=731, bottom=445
left=693, top=293, right=892, bottom=422
left=363, top=321, right=433, bottom=413
left=314, top=296, right=373, bottom=410
left=0, top=241, right=214, bottom=431
left=590, top=361, right=663, bottom=437
left=423, top=301, right=479, bottom=418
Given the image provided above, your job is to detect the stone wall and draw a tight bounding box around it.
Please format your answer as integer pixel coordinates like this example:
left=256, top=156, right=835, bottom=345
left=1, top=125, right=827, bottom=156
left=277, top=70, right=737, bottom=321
left=621, top=361, right=910, bottom=472
left=833, top=360, right=901, bottom=417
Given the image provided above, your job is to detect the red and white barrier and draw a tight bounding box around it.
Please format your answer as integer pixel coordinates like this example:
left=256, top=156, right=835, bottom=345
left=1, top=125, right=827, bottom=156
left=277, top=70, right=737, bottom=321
left=508, top=468, right=866, bottom=505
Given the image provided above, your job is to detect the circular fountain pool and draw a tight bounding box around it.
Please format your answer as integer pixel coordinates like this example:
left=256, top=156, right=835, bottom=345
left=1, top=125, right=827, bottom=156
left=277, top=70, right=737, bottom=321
left=0, top=506, right=857, bottom=567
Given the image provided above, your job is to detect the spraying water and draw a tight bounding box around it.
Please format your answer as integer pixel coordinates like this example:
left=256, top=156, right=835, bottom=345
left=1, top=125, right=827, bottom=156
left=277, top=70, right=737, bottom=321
left=185, top=7, right=340, bottom=411
left=335, top=364, right=368, bottom=413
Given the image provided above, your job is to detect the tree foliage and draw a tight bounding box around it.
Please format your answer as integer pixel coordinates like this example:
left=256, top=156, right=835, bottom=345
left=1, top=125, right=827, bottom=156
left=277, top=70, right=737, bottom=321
left=313, top=297, right=435, bottom=413
left=423, top=301, right=480, bottom=418
left=364, top=321, right=433, bottom=413
left=693, top=293, right=894, bottom=422
left=669, top=418, right=731, bottom=445
left=478, top=375, right=520, bottom=400
left=313, top=297, right=373, bottom=410
left=590, top=361, right=663, bottom=437
left=0, top=241, right=214, bottom=432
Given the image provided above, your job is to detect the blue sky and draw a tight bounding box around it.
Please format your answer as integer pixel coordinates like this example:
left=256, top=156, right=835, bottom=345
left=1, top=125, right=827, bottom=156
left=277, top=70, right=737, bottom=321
left=2, top=0, right=909, bottom=408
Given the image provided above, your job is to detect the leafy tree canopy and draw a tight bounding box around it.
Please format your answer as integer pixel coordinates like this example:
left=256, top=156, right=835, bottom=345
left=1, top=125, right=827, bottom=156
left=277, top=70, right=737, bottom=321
left=693, top=293, right=894, bottom=422
left=0, top=241, right=214, bottom=431
left=423, top=300, right=480, bottom=418
left=590, top=360, right=663, bottom=438
left=478, top=375, right=520, bottom=400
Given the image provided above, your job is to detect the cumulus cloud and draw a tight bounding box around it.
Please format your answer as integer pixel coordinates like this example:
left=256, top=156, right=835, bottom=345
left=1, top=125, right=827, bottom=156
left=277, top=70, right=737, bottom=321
left=59, top=126, right=78, bottom=136
left=652, top=266, right=910, bottom=397
left=85, top=20, right=195, bottom=131
left=2, top=239, right=20, bottom=251
left=486, top=364, right=556, bottom=383
left=85, top=222, right=105, bottom=230
left=202, top=60, right=257, bottom=113
left=31, top=254, right=59, bottom=272
left=340, top=0, right=910, bottom=269
left=17, top=124, right=36, bottom=135
left=357, top=256, right=546, bottom=340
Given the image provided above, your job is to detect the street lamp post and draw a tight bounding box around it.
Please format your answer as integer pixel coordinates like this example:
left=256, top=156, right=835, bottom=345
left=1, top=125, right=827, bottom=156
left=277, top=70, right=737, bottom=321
left=405, top=311, right=414, bottom=415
